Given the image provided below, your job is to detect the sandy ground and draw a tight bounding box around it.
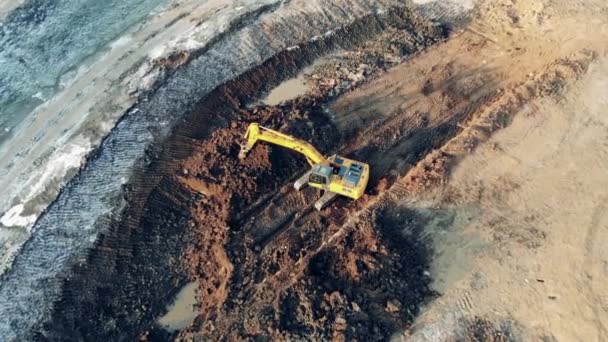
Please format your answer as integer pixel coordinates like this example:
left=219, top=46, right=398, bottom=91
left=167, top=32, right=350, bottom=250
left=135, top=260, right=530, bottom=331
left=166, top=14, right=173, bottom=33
left=407, top=56, right=608, bottom=342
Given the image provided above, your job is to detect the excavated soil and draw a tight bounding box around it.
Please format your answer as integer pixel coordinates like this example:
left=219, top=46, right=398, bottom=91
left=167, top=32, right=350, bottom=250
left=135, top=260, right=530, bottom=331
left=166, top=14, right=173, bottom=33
left=41, top=0, right=608, bottom=341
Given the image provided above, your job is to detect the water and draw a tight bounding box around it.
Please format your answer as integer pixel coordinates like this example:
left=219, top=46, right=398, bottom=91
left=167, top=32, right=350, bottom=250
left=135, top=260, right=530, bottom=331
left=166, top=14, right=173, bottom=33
left=0, top=0, right=166, bottom=141
left=263, top=76, right=310, bottom=105
left=157, top=282, right=200, bottom=332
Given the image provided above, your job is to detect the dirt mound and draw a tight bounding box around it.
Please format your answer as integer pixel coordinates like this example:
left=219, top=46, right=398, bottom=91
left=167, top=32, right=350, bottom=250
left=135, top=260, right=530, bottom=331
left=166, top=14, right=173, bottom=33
left=176, top=201, right=436, bottom=341
left=176, top=101, right=338, bottom=327
left=168, top=92, right=440, bottom=340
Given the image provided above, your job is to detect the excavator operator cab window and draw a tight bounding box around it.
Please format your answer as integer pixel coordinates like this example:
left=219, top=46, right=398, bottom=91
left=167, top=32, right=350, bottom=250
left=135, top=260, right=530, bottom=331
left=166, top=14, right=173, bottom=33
left=309, top=173, right=327, bottom=185
left=310, top=164, right=333, bottom=185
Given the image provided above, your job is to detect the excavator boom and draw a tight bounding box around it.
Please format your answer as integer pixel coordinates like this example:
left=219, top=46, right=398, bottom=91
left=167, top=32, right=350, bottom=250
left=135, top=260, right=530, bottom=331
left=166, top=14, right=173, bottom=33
left=239, top=123, right=327, bottom=166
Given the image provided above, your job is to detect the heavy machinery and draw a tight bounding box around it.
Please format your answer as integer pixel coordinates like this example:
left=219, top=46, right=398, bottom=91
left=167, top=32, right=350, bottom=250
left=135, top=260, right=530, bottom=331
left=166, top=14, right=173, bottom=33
left=238, top=123, right=369, bottom=210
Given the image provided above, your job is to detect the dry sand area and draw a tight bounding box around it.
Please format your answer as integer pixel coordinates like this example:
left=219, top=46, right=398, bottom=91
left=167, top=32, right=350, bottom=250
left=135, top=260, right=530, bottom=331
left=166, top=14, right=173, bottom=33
left=141, top=0, right=608, bottom=340
left=407, top=56, right=608, bottom=342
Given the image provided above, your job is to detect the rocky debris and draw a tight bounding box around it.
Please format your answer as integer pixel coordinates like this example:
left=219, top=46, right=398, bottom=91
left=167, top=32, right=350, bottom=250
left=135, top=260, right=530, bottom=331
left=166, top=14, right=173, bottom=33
left=305, top=15, right=446, bottom=99
left=401, top=150, right=450, bottom=193
left=386, top=300, right=401, bottom=313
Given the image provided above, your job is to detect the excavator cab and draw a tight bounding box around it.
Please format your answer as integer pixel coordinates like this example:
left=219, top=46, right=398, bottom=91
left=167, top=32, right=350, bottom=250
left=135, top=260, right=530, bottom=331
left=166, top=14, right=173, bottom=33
left=239, top=123, right=369, bottom=210
left=309, top=164, right=333, bottom=185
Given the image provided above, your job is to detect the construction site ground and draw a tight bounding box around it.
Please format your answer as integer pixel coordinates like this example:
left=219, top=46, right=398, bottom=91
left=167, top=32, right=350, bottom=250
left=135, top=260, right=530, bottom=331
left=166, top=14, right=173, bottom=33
left=130, top=0, right=608, bottom=340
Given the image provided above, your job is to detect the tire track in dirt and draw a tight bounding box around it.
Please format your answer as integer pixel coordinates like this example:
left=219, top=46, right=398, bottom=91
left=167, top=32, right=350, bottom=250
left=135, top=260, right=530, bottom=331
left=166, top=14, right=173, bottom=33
left=583, top=198, right=608, bottom=341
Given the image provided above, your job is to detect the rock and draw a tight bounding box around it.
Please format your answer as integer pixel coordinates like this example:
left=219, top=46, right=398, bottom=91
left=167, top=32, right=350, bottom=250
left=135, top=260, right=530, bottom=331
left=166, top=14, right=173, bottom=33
left=351, top=302, right=361, bottom=312
left=385, top=300, right=400, bottom=313
left=322, top=78, right=338, bottom=88
left=383, top=53, right=401, bottom=64
left=334, top=317, right=347, bottom=331
left=358, top=63, right=370, bottom=71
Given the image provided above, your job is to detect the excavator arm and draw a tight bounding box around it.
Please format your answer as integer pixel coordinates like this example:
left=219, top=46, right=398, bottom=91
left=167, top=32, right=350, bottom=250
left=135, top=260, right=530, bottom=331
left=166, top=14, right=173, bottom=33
left=239, top=123, right=328, bottom=166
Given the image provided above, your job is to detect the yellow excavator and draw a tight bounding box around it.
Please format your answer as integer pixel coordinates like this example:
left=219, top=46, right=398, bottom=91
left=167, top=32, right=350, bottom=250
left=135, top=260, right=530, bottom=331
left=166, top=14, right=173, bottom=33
left=239, top=123, right=369, bottom=210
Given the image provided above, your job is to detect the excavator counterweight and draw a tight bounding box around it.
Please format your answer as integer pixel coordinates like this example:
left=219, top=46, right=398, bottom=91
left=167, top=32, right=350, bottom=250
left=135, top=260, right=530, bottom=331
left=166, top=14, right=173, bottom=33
left=239, top=123, right=369, bottom=210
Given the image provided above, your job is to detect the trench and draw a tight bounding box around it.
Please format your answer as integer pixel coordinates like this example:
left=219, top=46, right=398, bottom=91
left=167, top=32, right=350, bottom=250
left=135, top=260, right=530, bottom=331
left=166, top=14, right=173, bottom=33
left=36, top=5, right=451, bottom=341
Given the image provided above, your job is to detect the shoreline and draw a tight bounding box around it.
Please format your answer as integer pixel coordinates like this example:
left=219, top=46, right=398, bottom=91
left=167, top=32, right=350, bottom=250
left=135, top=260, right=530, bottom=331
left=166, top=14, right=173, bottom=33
left=0, top=0, right=282, bottom=275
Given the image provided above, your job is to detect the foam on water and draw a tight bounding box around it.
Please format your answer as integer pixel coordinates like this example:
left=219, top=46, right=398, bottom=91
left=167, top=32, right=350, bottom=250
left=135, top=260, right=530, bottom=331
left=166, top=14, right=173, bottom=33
left=0, top=204, right=37, bottom=228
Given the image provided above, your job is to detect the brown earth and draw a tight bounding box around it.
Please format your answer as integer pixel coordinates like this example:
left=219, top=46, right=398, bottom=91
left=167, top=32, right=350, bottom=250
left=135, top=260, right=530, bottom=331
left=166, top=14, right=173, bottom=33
left=135, top=0, right=608, bottom=341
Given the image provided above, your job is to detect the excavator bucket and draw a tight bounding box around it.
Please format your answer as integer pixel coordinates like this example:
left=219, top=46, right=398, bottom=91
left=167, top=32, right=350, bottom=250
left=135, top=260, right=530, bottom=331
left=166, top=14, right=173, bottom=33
left=238, top=123, right=260, bottom=159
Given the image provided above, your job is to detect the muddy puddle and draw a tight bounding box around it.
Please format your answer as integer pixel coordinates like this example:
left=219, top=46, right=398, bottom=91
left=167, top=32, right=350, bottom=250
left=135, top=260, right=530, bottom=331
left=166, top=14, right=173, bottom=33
left=157, top=282, right=200, bottom=332
left=263, top=76, right=310, bottom=105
